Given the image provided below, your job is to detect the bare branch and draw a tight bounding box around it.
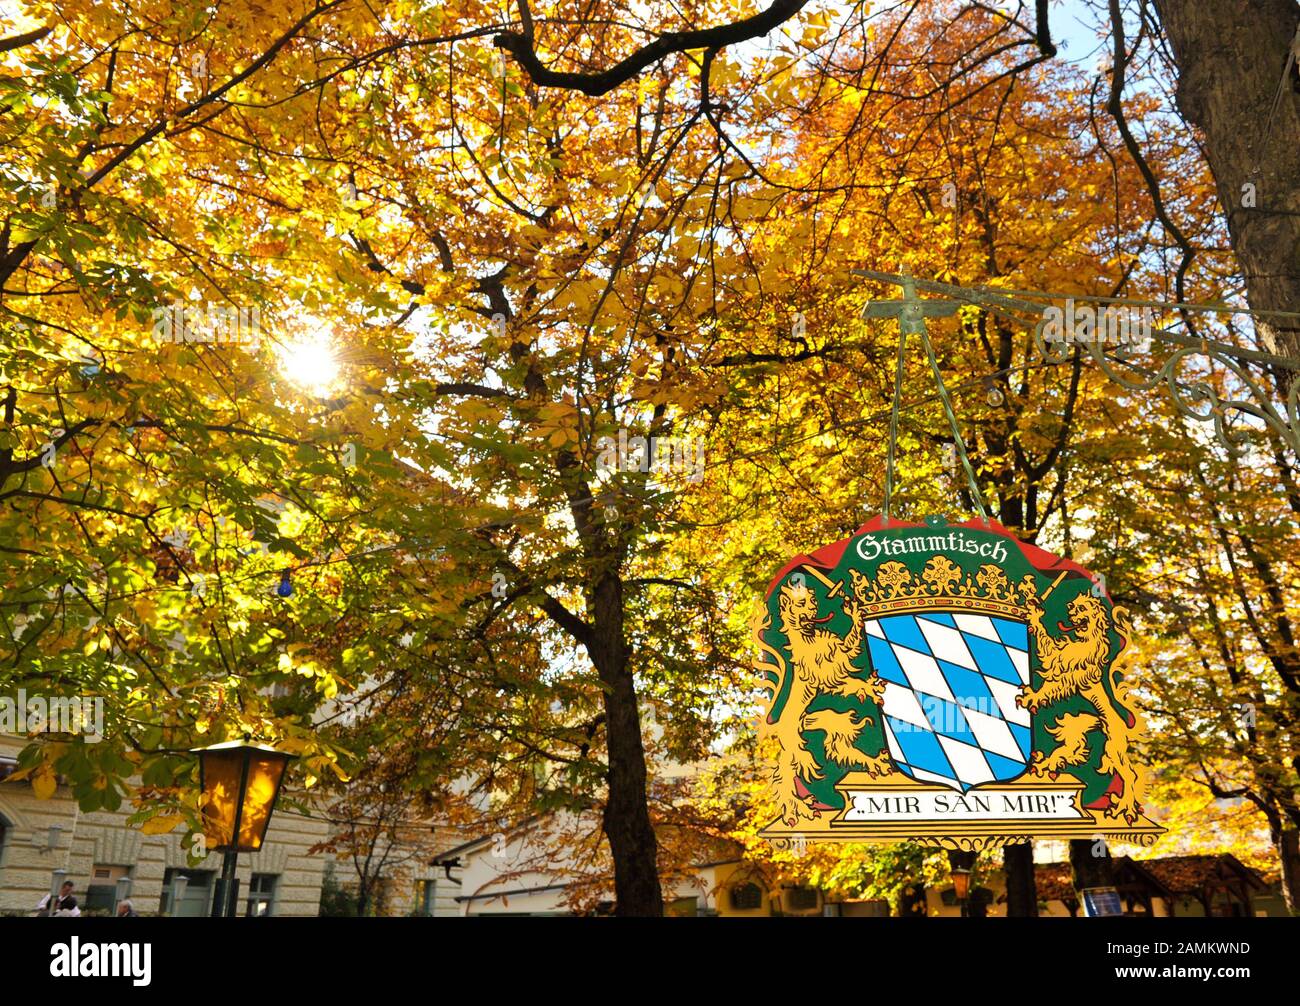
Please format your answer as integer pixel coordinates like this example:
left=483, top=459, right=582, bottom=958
left=494, top=0, right=812, bottom=96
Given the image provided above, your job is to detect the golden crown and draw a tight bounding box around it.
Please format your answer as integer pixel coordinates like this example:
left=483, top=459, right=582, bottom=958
left=801, top=555, right=1045, bottom=621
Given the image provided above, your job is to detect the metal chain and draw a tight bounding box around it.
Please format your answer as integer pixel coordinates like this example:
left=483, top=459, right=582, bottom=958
left=917, top=327, right=990, bottom=525
left=881, top=326, right=908, bottom=525
left=879, top=267, right=990, bottom=525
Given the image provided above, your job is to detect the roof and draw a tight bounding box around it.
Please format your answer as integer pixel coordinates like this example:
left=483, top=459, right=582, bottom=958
left=429, top=816, right=544, bottom=864
left=1034, top=854, right=1267, bottom=902
left=1132, top=854, right=1267, bottom=894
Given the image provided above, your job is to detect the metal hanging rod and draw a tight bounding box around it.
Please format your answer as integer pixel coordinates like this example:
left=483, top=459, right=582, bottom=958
left=853, top=269, right=1300, bottom=458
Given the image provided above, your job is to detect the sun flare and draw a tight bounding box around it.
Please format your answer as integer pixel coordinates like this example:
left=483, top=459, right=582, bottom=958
left=276, top=332, right=341, bottom=396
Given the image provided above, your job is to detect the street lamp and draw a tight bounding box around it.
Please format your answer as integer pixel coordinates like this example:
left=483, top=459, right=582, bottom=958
left=193, top=741, right=295, bottom=918
left=950, top=866, right=972, bottom=905
left=946, top=847, right=977, bottom=917
left=45, top=869, right=67, bottom=917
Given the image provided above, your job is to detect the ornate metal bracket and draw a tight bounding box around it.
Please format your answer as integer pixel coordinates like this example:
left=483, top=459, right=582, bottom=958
left=853, top=269, right=1300, bottom=457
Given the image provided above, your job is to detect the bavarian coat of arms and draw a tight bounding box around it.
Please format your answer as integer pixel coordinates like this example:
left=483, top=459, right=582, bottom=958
left=754, top=516, right=1164, bottom=850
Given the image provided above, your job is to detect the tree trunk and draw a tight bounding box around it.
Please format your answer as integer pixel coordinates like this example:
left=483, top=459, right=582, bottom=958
left=1275, top=826, right=1300, bottom=915
left=1003, top=841, right=1039, bottom=917
left=1153, top=0, right=1300, bottom=365
left=598, top=665, right=663, bottom=915
left=1069, top=837, right=1118, bottom=912
left=590, top=572, right=663, bottom=916
left=898, top=879, right=929, bottom=917
left=994, top=500, right=1040, bottom=918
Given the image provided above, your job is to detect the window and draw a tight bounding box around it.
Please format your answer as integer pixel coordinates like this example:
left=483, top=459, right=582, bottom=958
left=729, top=882, right=763, bottom=911
left=247, top=873, right=277, bottom=917
left=786, top=886, right=820, bottom=912
left=160, top=868, right=214, bottom=917
left=0, top=760, right=22, bottom=874
left=85, top=864, right=131, bottom=913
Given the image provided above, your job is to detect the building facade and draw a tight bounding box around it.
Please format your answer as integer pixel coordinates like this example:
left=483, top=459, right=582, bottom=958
left=0, top=735, right=330, bottom=917
left=432, top=816, right=890, bottom=917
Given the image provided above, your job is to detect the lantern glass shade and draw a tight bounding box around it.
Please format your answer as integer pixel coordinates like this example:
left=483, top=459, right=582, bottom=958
left=951, top=868, right=972, bottom=902
left=194, top=742, right=293, bottom=853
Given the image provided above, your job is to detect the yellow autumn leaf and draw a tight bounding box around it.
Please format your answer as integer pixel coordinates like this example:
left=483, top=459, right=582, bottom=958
left=140, top=815, right=186, bottom=836
left=32, top=765, right=57, bottom=800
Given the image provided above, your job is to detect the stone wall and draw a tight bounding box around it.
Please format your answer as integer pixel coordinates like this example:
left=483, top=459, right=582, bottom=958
left=0, top=734, right=329, bottom=917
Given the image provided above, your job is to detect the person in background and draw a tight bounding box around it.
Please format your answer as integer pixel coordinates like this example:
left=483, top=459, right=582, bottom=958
left=35, top=881, right=81, bottom=917
left=116, top=899, right=138, bottom=917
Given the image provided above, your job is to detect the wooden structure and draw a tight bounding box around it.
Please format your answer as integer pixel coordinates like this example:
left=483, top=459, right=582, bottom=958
left=1033, top=853, right=1267, bottom=917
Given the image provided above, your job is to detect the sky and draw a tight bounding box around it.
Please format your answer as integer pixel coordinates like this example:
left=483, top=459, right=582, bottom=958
left=1050, top=0, right=1116, bottom=69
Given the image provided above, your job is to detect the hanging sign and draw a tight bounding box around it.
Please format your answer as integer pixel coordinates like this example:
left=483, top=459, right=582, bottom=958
left=754, top=515, right=1164, bottom=851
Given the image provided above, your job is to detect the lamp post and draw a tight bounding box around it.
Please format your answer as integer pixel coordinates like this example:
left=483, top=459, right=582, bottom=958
left=950, top=866, right=972, bottom=917
left=45, top=869, right=67, bottom=917
left=947, top=847, right=977, bottom=918
left=192, top=741, right=294, bottom=918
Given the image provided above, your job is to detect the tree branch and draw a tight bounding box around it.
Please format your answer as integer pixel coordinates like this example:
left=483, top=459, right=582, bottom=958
left=0, top=26, right=51, bottom=53
left=494, top=0, right=812, bottom=96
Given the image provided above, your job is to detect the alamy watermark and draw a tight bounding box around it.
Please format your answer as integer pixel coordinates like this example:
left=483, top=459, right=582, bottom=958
left=1037, top=299, right=1152, bottom=350
left=50, top=939, right=151, bottom=986
left=151, top=301, right=262, bottom=348
left=892, top=693, right=1011, bottom=735
left=0, top=690, right=104, bottom=742
left=595, top=429, right=705, bottom=483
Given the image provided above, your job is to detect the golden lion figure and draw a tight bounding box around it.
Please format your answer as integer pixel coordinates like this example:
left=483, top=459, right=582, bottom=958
left=1017, top=592, right=1142, bottom=823
left=759, top=578, right=890, bottom=825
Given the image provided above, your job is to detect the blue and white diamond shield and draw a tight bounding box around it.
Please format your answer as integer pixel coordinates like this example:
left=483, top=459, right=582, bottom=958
left=865, top=611, right=1032, bottom=792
